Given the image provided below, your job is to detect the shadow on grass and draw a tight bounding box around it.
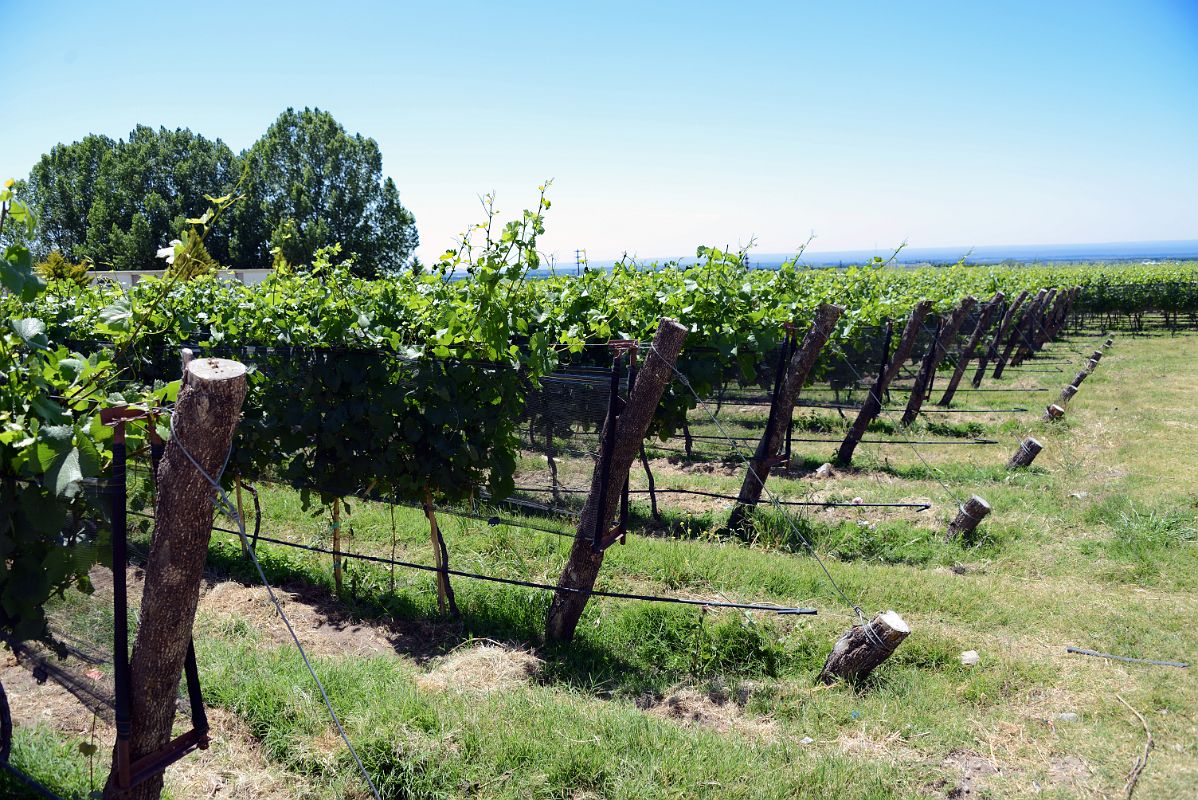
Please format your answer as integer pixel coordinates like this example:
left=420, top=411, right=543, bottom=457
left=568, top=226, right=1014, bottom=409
left=198, top=538, right=799, bottom=699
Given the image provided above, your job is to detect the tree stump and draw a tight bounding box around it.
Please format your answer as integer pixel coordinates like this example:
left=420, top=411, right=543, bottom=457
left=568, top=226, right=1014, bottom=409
left=1070, top=367, right=1090, bottom=389
left=946, top=495, right=991, bottom=539
left=1058, top=384, right=1078, bottom=405
left=1104, top=337, right=1115, bottom=348
left=818, top=610, right=911, bottom=684
left=1044, top=403, right=1065, bottom=421
left=546, top=318, right=687, bottom=642
left=1086, top=357, right=1099, bottom=372
left=1090, top=350, right=1103, bottom=362
left=104, top=358, right=247, bottom=800
left=1006, top=437, right=1043, bottom=469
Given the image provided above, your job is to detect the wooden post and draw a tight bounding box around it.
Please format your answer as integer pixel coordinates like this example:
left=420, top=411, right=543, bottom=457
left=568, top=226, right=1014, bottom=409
left=973, top=290, right=1028, bottom=387
left=1044, top=403, right=1065, bottom=421
left=546, top=318, right=688, bottom=642
left=946, top=494, right=991, bottom=540
left=1058, top=384, right=1078, bottom=405
left=1029, top=288, right=1064, bottom=352
left=837, top=300, right=933, bottom=465
left=994, top=288, right=1048, bottom=378
left=1014, top=288, right=1057, bottom=366
left=103, top=358, right=246, bottom=800
left=423, top=489, right=458, bottom=617
left=1089, top=350, right=1103, bottom=363
left=938, top=292, right=1003, bottom=406
left=1104, top=337, right=1114, bottom=349
left=818, top=610, right=911, bottom=685
left=1006, top=437, right=1043, bottom=469
left=1070, top=366, right=1091, bottom=389
left=331, top=498, right=342, bottom=595
left=901, top=297, right=976, bottom=425
left=234, top=478, right=247, bottom=556
left=728, top=303, right=844, bottom=531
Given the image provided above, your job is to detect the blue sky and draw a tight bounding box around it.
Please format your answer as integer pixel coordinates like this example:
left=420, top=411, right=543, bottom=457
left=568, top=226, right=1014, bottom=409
left=2, top=1, right=1196, bottom=262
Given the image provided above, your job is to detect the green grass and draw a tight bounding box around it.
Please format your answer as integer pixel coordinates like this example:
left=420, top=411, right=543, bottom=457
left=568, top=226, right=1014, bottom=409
left=9, top=330, right=1198, bottom=798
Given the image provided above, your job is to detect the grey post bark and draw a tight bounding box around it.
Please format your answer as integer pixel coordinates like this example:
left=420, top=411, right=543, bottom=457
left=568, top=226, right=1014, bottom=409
left=901, top=297, right=976, bottom=426
left=946, top=494, right=992, bottom=540
left=727, top=303, right=844, bottom=531
left=973, top=290, right=1028, bottom=387
left=104, top=358, right=247, bottom=800
left=994, top=288, right=1048, bottom=378
left=837, top=300, right=934, bottom=465
left=1006, top=437, right=1043, bottom=469
left=818, top=611, right=911, bottom=684
left=545, top=318, right=688, bottom=642
left=938, top=292, right=1003, bottom=406
left=1044, top=403, right=1066, bottom=421
left=1058, top=384, right=1078, bottom=405
left=1014, top=288, right=1056, bottom=365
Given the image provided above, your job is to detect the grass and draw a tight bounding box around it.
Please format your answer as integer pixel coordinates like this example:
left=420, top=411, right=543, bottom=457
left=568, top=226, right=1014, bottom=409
left=5, top=329, right=1198, bottom=798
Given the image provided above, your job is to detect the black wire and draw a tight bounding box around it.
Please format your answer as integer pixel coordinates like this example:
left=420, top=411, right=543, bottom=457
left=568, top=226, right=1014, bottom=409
left=201, top=523, right=817, bottom=615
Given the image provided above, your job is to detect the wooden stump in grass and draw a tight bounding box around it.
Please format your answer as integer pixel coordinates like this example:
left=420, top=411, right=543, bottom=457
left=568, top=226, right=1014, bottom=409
left=1006, top=437, right=1043, bottom=469
left=1090, top=350, right=1103, bottom=362
left=1044, top=403, right=1066, bottom=422
left=819, top=611, right=911, bottom=685
left=1070, top=367, right=1090, bottom=389
left=1087, top=357, right=1099, bottom=372
left=947, top=495, right=991, bottom=540
left=1058, top=384, right=1078, bottom=405
left=1104, top=337, right=1115, bottom=348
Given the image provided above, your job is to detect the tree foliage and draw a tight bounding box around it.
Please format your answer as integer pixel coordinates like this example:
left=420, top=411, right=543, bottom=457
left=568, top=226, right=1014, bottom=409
left=17, top=110, right=418, bottom=276
left=230, top=107, right=417, bottom=278
left=23, top=127, right=237, bottom=270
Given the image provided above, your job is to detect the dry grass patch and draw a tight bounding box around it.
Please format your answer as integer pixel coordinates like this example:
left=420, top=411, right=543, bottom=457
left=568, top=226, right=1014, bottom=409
left=416, top=642, right=542, bottom=694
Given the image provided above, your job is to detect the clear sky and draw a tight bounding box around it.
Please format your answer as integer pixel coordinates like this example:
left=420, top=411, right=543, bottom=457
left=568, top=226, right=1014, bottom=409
left=2, top=1, right=1196, bottom=263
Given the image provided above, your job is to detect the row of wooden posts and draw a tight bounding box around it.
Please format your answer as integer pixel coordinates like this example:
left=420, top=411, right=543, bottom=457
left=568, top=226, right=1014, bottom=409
left=546, top=288, right=1101, bottom=689
left=105, top=303, right=1102, bottom=794
left=213, top=287, right=1091, bottom=678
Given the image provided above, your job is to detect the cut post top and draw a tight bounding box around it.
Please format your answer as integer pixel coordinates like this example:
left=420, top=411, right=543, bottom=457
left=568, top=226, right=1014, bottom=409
left=187, top=357, right=248, bottom=383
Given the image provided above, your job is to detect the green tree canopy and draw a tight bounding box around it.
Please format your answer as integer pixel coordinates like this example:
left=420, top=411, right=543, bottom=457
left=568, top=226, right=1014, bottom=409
left=230, top=107, right=418, bottom=278
left=16, top=109, right=418, bottom=276
left=24, top=127, right=238, bottom=270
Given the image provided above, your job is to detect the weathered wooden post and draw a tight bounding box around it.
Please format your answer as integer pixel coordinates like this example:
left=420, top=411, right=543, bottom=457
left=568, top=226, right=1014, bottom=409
left=946, top=495, right=991, bottom=539
left=938, top=292, right=1003, bottom=406
left=819, top=610, right=911, bottom=684
left=331, top=497, right=343, bottom=594
left=973, top=290, right=1028, bottom=387
left=104, top=357, right=247, bottom=800
left=1103, top=337, right=1115, bottom=349
left=1089, top=350, right=1103, bottom=363
left=727, top=303, right=844, bottom=531
left=901, top=297, right=976, bottom=425
left=422, top=489, right=458, bottom=617
left=837, top=300, right=934, bottom=465
left=546, top=318, right=688, bottom=642
left=1006, top=437, right=1043, bottom=469
left=994, top=288, right=1048, bottom=378
left=1044, top=403, right=1066, bottom=421
left=1058, top=384, right=1078, bottom=405
left=1014, top=288, right=1056, bottom=365
left=1029, top=288, right=1064, bottom=352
